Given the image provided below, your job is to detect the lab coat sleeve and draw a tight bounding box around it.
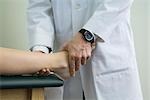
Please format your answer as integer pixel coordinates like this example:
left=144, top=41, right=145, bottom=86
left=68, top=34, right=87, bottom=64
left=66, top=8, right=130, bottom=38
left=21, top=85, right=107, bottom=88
left=27, top=0, right=54, bottom=51
left=83, top=0, right=133, bottom=42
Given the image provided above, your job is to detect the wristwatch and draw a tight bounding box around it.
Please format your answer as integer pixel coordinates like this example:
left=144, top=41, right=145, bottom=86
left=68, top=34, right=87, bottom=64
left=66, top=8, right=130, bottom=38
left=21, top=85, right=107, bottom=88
left=79, top=29, right=95, bottom=44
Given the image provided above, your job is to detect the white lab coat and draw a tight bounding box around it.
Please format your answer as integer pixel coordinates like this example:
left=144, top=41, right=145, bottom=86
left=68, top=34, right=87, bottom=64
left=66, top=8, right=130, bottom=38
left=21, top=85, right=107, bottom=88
left=28, top=0, right=143, bottom=100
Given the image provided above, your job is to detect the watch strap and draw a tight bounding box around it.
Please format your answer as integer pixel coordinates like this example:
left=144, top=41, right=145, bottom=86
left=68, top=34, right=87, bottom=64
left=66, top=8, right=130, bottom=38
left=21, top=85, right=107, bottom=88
left=79, top=29, right=95, bottom=44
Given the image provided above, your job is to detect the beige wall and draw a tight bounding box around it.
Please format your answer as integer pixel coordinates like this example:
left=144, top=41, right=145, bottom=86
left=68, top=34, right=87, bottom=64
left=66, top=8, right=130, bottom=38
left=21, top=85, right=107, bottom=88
left=0, top=0, right=150, bottom=100
left=131, top=0, right=150, bottom=100
left=0, top=0, right=3, bottom=46
left=0, top=0, right=28, bottom=50
left=148, top=0, right=150, bottom=99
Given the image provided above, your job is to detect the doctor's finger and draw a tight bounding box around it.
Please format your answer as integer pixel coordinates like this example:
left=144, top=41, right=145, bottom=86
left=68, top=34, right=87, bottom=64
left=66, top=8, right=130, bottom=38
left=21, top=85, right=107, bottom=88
left=75, top=54, right=81, bottom=71
left=86, top=47, right=92, bottom=59
left=37, top=68, right=47, bottom=75
left=69, top=55, right=75, bottom=76
left=81, top=50, right=87, bottom=65
left=45, top=68, right=53, bottom=75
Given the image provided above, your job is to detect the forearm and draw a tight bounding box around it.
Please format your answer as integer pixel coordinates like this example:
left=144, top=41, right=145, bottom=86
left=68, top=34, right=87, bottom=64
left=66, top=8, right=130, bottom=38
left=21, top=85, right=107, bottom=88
left=0, top=47, right=51, bottom=75
left=0, top=47, right=68, bottom=75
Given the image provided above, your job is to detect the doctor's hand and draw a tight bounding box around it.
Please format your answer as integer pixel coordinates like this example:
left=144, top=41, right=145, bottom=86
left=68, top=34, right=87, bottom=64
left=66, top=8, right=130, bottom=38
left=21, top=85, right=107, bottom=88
left=61, top=32, right=92, bottom=76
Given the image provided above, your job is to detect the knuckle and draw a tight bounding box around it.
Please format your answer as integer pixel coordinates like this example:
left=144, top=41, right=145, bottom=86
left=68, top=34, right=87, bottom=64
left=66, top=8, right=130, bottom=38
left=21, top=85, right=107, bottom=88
left=70, top=53, right=76, bottom=59
left=75, top=54, right=82, bottom=59
left=82, top=54, right=87, bottom=59
left=70, top=56, right=74, bottom=60
left=76, top=64, right=80, bottom=67
left=70, top=62, right=75, bottom=67
left=69, top=54, right=75, bottom=60
left=70, top=53, right=75, bottom=57
left=76, top=60, right=80, bottom=65
left=78, top=55, right=82, bottom=59
left=87, top=52, right=91, bottom=57
left=82, top=56, right=86, bottom=59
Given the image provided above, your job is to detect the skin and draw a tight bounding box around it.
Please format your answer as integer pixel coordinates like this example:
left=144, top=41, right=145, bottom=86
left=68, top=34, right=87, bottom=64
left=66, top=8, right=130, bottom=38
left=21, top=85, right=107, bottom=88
left=62, top=32, right=92, bottom=76
left=0, top=47, right=70, bottom=79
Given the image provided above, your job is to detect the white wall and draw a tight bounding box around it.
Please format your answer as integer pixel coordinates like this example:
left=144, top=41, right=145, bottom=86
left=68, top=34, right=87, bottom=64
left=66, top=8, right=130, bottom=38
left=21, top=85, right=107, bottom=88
left=0, top=0, right=150, bottom=100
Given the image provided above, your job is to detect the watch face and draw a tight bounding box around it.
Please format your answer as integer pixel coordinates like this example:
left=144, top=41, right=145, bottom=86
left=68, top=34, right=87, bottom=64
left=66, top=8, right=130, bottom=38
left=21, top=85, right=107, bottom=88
left=84, top=31, right=94, bottom=41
